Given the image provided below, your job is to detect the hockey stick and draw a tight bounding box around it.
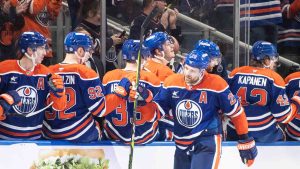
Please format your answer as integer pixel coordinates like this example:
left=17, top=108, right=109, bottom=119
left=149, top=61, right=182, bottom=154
left=128, top=6, right=161, bottom=169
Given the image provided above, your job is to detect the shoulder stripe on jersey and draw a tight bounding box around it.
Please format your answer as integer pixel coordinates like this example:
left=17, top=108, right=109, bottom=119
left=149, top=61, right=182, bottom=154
left=57, top=72, right=98, bottom=81
left=286, top=77, right=300, bottom=86
left=0, top=71, right=48, bottom=77
left=163, top=86, right=229, bottom=93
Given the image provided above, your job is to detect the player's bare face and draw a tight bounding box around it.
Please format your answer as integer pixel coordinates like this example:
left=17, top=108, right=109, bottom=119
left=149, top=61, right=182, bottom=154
left=163, top=40, right=175, bottom=61
left=184, top=64, right=204, bottom=85
left=34, top=45, right=47, bottom=64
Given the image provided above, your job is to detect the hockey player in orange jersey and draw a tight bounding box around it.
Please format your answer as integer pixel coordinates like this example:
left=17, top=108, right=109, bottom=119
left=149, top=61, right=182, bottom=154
left=143, top=31, right=176, bottom=141
left=43, top=32, right=129, bottom=142
left=143, top=31, right=175, bottom=82
left=227, top=41, right=300, bottom=142
left=0, top=31, right=66, bottom=140
left=102, top=39, right=162, bottom=144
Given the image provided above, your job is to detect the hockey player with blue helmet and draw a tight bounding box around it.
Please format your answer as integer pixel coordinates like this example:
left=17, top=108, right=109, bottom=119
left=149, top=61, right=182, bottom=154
left=44, top=32, right=126, bottom=142
left=147, top=49, right=258, bottom=168
left=194, top=39, right=228, bottom=80
left=251, top=41, right=279, bottom=70
left=64, top=32, right=94, bottom=64
left=102, top=39, right=161, bottom=144
left=18, top=31, right=48, bottom=67
left=0, top=31, right=67, bottom=140
left=227, top=40, right=300, bottom=143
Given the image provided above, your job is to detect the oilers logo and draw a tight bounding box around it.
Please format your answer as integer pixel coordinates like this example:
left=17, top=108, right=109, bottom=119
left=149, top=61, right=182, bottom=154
left=35, top=7, right=49, bottom=27
left=13, top=86, right=38, bottom=115
left=176, top=100, right=202, bottom=128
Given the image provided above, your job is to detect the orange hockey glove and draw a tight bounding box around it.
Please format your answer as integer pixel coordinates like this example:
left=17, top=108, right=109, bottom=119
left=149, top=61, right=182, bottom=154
left=47, top=74, right=67, bottom=111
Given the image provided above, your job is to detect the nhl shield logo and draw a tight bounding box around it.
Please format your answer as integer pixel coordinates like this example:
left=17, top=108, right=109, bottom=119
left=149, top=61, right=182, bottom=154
left=176, top=100, right=202, bottom=129
left=13, top=86, right=38, bottom=115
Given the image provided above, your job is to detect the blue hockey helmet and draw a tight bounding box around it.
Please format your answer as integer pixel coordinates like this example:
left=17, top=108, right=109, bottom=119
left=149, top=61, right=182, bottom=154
left=194, top=39, right=221, bottom=59
left=185, top=50, right=210, bottom=70
left=122, top=39, right=140, bottom=60
left=251, top=41, right=278, bottom=61
left=64, top=32, right=93, bottom=53
left=18, top=31, right=47, bottom=54
left=144, top=32, right=169, bottom=53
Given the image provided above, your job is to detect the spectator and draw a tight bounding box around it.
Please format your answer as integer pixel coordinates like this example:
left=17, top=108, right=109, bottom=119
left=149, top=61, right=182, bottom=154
left=67, top=0, right=81, bottom=30
left=240, top=0, right=282, bottom=45
left=129, top=0, right=182, bottom=43
left=77, top=0, right=125, bottom=75
left=15, top=0, right=63, bottom=66
left=0, top=31, right=66, bottom=140
left=0, top=0, right=27, bottom=61
left=227, top=41, right=300, bottom=142
left=277, top=0, right=300, bottom=77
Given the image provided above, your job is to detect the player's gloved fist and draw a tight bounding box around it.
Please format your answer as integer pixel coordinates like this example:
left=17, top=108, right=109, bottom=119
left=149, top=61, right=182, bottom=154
left=47, top=74, right=65, bottom=98
left=114, top=77, right=131, bottom=98
left=129, top=84, right=153, bottom=104
left=237, top=137, right=257, bottom=167
left=0, top=90, right=21, bottom=120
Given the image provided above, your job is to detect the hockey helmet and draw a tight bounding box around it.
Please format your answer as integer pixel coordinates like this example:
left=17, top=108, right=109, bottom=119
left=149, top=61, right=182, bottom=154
left=18, top=31, right=47, bottom=54
left=64, top=32, right=93, bottom=53
left=185, top=50, right=210, bottom=70
left=251, top=41, right=278, bottom=61
left=194, top=39, right=221, bottom=59
left=143, top=32, right=169, bottom=53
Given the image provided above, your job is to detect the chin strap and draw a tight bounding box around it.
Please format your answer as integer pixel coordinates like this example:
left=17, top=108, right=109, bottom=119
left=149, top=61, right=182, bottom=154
left=23, top=52, right=37, bottom=73
left=153, top=51, right=170, bottom=65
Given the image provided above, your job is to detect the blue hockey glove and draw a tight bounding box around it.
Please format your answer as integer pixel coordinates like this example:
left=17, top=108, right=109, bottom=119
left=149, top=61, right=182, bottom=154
left=129, top=84, right=153, bottom=106
left=237, top=137, right=257, bottom=167
left=47, top=74, right=65, bottom=98
left=114, top=77, right=131, bottom=98
left=0, top=90, right=21, bottom=119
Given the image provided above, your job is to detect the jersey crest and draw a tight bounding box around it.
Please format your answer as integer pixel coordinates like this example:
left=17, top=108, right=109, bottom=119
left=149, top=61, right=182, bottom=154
left=176, top=100, right=203, bottom=129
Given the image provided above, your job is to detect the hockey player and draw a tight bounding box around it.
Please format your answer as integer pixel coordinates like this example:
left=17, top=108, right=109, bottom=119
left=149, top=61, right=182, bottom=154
left=227, top=41, right=300, bottom=142
left=0, top=91, right=21, bottom=120
left=148, top=50, right=257, bottom=168
left=0, top=31, right=66, bottom=140
left=194, top=39, right=228, bottom=81
left=284, top=71, right=300, bottom=141
left=43, top=32, right=128, bottom=142
left=143, top=31, right=175, bottom=140
left=143, top=31, right=175, bottom=82
left=102, top=39, right=161, bottom=144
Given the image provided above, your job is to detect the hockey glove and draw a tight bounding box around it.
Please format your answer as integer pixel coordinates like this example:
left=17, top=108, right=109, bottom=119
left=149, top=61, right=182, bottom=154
left=114, top=77, right=131, bottom=99
left=129, top=84, right=153, bottom=105
left=47, top=74, right=65, bottom=98
left=237, top=137, right=257, bottom=167
left=0, top=90, right=21, bottom=120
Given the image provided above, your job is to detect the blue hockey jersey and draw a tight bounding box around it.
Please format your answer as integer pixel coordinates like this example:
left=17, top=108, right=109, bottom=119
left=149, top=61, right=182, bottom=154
left=43, top=63, right=122, bottom=142
left=228, top=66, right=296, bottom=142
left=0, top=60, right=53, bottom=140
left=153, top=72, right=243, bottom=150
